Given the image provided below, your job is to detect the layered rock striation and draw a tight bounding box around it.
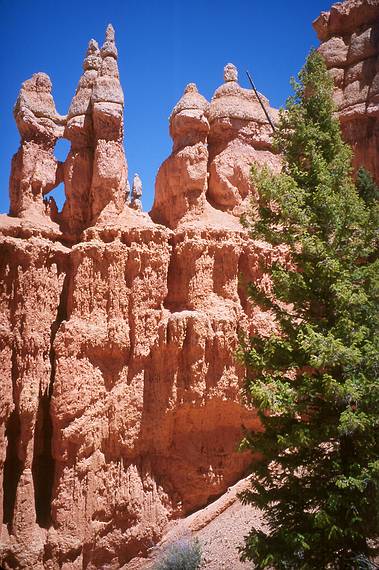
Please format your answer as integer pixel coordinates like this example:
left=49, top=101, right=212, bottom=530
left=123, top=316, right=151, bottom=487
left=314, top=0, right=379, bottom=182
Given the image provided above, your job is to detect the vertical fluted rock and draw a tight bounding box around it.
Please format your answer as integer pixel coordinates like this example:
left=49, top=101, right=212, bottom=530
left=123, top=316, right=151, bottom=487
left=61, top=39, right=101, bottom=238
left=9, top=73, right=65, bottom=219
left=0, top=236, right=68, bottom=569
left=90, top=24, right=128, bottom=223
left=151, top=83, right=210, bottom=228
left=314, top=0, right=379, bottom=183
left=206, top=64, right=281, bottom=214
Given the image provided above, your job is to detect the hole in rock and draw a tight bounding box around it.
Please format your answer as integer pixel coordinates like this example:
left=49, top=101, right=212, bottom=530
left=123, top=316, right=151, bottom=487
left=32, top=392, right=54, bottom=528
left=46, top=138, right=70, bottom=213
left=54, top=138, right=70, bottom=163
left=47, top=182, right=66, bottom=213
left=2, top=410, right=22, bottom=525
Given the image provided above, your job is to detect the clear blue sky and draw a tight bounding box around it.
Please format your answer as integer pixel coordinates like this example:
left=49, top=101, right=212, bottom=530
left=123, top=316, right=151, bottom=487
left=0, top=0, right=331, bottom=215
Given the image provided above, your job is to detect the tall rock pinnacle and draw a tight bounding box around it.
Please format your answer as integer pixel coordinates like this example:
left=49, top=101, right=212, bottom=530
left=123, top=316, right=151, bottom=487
left=61, top=40, right=101, bottom=237
left=9, top=73, right=65, bottom=218
left=90, top=24, right=128, bottom=224
left=151, top=82, right=210, bottom=228
left=61, top=25, right=128, bottom=239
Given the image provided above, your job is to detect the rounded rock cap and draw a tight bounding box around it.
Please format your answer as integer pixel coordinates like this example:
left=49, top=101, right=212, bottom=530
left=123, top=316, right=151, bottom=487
left=207, top=63, right=273, bottom=124
left=171, top=83, right=209, bottom=118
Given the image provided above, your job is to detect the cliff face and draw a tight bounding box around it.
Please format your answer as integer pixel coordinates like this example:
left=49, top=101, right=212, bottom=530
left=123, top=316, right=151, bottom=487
left=1, top=2, right=378, bottom=568
left=314, top=0, right=379, bottom=183
left=0, top=26, right=280, bottom=570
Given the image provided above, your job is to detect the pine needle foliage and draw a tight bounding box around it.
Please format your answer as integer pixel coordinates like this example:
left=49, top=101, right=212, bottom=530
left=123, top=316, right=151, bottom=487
left=239, top=51, right=379, bottom=569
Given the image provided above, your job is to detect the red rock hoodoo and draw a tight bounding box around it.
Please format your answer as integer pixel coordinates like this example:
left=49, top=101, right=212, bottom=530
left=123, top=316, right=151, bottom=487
left=1, top=2, right=378, bottom=568
left=0, top=26, right=278, bottom=570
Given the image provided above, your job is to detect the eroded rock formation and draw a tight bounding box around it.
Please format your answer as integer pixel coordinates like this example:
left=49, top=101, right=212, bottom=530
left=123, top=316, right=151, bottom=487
left=151, top=83, right=210, bottom=228
left=61, top=25, right=128, bottom=240
left=207, top=64, right=281, bottom=215
left=314, top=0, right=379, bottom=182
left=151, top=67, right=280, bottom=229
left=1, top=25, right=279, bottom=569
left=1, top=2, right=377, bottom=567
left=9, top=73, right=65, bottom=219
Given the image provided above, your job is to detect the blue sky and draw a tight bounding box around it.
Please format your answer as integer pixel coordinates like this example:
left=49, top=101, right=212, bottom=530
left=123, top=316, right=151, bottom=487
left=0, top=0, right=331, bottom=214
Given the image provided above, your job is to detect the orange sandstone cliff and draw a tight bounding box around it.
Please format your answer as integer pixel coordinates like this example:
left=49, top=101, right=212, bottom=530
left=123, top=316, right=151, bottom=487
left=0, top=2, right=378, bottom=568
left=0, top=25, right=280, bottom=570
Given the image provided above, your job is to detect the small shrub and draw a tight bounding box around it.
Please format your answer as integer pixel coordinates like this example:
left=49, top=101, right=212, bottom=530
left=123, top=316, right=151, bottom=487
left=153, top=537, right=202, bottom=570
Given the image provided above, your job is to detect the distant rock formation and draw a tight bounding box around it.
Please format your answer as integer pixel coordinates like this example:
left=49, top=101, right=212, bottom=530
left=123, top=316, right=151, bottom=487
left=131, top=173, right=143, bottom=211
left=314, top=0, right=379, bottom=182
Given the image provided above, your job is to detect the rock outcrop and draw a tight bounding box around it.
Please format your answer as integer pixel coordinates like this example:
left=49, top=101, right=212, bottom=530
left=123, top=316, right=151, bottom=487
left=314, top=0, right=379, bottom=182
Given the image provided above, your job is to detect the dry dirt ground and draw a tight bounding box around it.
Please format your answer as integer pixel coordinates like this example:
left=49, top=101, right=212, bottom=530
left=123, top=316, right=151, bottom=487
left=126, top=477, right=264, bottom=569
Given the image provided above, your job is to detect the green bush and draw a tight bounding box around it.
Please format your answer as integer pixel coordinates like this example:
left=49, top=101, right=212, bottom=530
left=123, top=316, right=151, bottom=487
left=153, top=537, right=202, bottom=570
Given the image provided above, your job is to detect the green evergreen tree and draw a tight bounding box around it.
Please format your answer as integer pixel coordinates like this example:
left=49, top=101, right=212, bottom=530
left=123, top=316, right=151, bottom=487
left=239, top=51, right=379, bottom=569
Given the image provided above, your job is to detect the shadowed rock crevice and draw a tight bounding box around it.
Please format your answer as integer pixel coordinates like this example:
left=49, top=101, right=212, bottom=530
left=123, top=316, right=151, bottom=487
left=32, top=271, right=69, bottom=528
left=32, top=393, right=54, bottom=527
left=2, top=410, right=23, bottom=525
left=2, top=340, right=24, bottom=530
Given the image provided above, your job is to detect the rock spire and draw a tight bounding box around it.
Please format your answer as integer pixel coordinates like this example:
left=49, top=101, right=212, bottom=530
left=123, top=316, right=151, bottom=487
left=151, top=82, right=210, bottom=228
left=9, top=73, right=65, bottom=218
left=60, top=24, right=128, bottom=239
left=90, top=24, right=127, bottom=224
